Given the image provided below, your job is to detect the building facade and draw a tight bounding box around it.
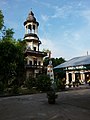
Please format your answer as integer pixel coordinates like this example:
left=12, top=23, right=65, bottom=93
left=24, top=11, right=47, bottom=78
left=54, top=55, right=90, bottom=87
left=65, top=66, right=90, bottom=87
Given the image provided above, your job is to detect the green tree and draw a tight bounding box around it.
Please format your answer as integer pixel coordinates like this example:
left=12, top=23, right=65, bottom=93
left=2, top=28, right=15, bottom=41
left=0, top=10, right=4, bottom=30
left=44, top=57, right=66, bottom=67
left=0, top=10, right=25, bottom=93
left=15, top=39, right=26, bottom=86
left=0, top=39, right=25, bottom=90
left=0, top=41, right=18, bottom=88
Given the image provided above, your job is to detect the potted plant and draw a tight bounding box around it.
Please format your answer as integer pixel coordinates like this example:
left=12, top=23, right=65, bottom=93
left=47, top=87, right=58, bottom=104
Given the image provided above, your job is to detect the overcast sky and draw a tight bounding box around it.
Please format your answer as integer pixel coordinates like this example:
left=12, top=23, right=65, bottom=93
left=0, top=0, right=90, bottom=60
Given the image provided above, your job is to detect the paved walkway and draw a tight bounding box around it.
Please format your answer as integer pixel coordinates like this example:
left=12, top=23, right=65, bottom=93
left=0, top=85, right=90, bottom=120
left=66, top=84, right=90, bottom=90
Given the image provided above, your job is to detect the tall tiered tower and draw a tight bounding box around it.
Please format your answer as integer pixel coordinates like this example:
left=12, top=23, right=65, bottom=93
left=24, top=11, right=47, bottom=78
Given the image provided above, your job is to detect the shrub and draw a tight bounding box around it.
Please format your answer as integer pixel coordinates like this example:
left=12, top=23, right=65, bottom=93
left=25, top=76, right=37, bottom=90
left=56, top=79, right=66, bottom=91
left=0, top=81, right=4, bottom=94
left=36, top=74, right=51, bottom=92
left=11, top=85, right=19, bottom=94
left=47, top=89, right=58, bottom=104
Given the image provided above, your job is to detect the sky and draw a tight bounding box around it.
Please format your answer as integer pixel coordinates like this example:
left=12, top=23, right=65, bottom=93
left=0, top=0, right=90, bottom=60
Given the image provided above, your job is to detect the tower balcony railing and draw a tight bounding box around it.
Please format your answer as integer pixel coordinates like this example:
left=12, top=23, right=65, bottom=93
left=25, top=49, right=47, bottom=57
left=24, top=33, right=39, bottom=38
left=25, top=64, right=43, bottom=69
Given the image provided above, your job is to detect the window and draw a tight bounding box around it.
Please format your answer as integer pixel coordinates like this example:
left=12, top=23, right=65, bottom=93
left=29, top=60, right=32, bottom=65
left=34, top=60, right=37, bottom=65
left=34, top=47, right=36, bottom=51
left=27, top=46, right=31, bottom=50
left=33, top=25, right=35, bottom=30
left=38, top=61, right=41, bottom=66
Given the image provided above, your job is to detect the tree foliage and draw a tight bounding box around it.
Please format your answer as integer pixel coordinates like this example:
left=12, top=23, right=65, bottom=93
left=2, top=28, right=15, bottom=41
left=36, top=74, right=51, bottom=92
left=0, top=10, right=4, bottom=30
left=43, top=57, right=66, bottom=67
left=0, top=40, right=25, bottom=88
left=25, top=76, right=37, bottom=90
left=0, top=10, right=25, bottom=93
left=25, top=74, right=51, bottom=92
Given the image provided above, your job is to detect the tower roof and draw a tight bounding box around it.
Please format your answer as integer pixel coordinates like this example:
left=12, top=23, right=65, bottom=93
left=24, top=10, right=39, bottom=26
left=27, top=11, right=36, bottom=22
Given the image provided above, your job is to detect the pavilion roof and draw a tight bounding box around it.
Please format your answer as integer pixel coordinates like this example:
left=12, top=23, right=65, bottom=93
left=54, top=55, right=90, bottom=69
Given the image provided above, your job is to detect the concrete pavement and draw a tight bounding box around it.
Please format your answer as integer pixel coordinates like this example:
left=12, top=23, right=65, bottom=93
left=0, top=85, right=90, bottom=120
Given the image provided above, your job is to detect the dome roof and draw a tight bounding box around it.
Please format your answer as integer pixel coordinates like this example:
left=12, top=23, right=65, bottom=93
left=24, top=11, right=39, bottom=26
left=27, top=11, right=36, bottom=22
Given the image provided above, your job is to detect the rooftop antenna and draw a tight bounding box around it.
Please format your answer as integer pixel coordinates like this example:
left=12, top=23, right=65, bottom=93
left=87, top=51, right=88, bottom=56
left=30, top=8, right=33, bottom=12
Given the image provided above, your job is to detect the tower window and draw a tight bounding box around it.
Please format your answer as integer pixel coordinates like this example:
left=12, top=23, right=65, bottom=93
left=29, top=60, right=32, bottom=65
left=34, top=60, right=37, bottom=65
left=38, top=61, right=41, bottom=66
left=34, top=47, right=36, bottom=51
left=27, top=46, right=31, bottom=50
left=29, top=25, right=31, bottom=30
left=33, top=25, right=35, bottom=30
